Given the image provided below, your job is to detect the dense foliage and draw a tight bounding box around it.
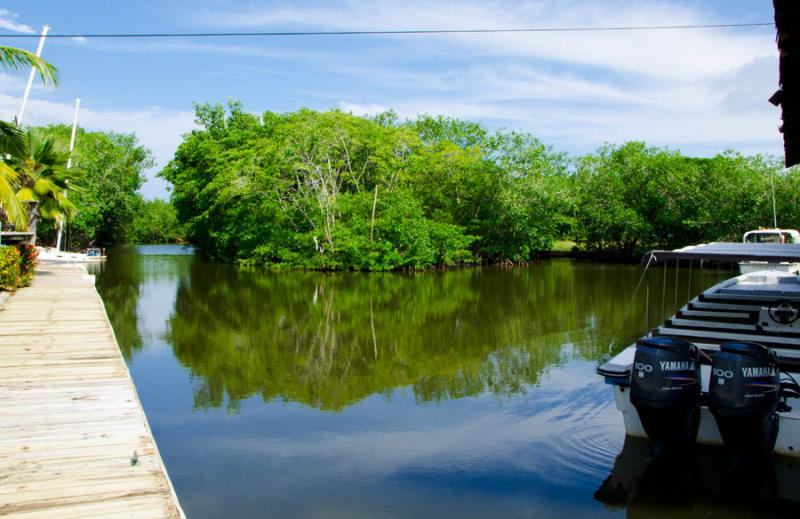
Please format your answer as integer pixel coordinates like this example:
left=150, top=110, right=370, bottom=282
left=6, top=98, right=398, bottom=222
left=0, top=244, right=39, bottom=290
left=130, top=199, right=185, bottom=244
left=34, top=125, right=154, bottom=249
left=164, top=103, right=797, bottom=269
left=17, top=244, right=37, bottom=286
left=573, top=142, right=793, bottom=257
left=162, top=103, right=568, bottom=269
left=0, top=246, right=20, bottom=290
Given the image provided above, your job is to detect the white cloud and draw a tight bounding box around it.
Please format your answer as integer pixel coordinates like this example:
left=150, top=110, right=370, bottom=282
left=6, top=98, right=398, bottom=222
left=0, top=8, right=35, bottom=34
left=185, top=0, right=783, bottom=156
left=185, top=362, right=622, bottom=487
left=0, top=90, right=195, bottom=199
left=195, top=0, right=774, bottom=81
left=338, top=102, right=391, bottom=117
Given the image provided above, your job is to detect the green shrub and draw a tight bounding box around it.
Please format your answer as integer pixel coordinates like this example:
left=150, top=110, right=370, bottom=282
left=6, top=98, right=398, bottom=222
left=0, top=246, right=21, bottom=290
left=17, top=244, right=38, bottom=287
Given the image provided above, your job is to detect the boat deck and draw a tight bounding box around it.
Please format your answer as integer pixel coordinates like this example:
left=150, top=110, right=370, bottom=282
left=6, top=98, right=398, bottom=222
left=0, top=264, right=184, bottom=518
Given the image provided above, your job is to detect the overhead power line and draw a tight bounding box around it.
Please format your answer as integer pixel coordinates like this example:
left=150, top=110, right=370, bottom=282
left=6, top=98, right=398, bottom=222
left=0, top=22, right=774, bottom=39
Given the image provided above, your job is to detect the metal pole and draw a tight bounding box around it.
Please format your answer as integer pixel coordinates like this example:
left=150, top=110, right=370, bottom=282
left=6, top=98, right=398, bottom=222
left=17, top=24, right=50, bottom=126
left=674, top=258, right=679, bottom=308
left=771, top=167, right=780, bottom=229
left=645, top=276, right=650, bottom=329
left=56, top=98, right=80, bottom=252
left=661, top=261, right=667, bottom=320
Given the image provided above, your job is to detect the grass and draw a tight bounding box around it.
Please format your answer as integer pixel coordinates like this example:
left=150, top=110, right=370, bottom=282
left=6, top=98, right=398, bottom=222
left=551, top=240, right=577, bottom=253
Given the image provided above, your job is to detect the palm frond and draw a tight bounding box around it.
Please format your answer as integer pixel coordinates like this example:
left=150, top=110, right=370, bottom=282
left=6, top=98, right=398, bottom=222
left=0, top=121, right=24, bottom=157
left=7, top=129, right=82, bottom=228
left=0, top=46, right=58, bottom=86
left=16, top=186, right=36, bottom=201
left=0, top=162, right=27, bottom=229
left=32, top=177, right=60, bottom=197
left=40, top=196, right=76, bottom=220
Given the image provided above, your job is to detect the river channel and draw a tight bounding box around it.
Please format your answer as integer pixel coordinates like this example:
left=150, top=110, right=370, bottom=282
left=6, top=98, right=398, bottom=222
left=90, top=245, right=800, bottom=518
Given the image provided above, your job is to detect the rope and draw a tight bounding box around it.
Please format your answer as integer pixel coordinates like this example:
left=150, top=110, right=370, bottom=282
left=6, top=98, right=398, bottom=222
left=608, top=253, right=656, bottom=354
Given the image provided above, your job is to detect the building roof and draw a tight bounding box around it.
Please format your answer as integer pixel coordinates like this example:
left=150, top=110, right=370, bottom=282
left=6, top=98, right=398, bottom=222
left=774, top=0, right=800, bottom=167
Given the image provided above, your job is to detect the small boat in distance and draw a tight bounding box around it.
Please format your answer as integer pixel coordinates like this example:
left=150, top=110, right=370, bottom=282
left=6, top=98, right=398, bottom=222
left=743, top=228, right=800, bottom=244
left=598, top=243, right=800, bottom=459
left=740, top=228, right=800, bottom=274
left=37, top=246, right=106, bottom=263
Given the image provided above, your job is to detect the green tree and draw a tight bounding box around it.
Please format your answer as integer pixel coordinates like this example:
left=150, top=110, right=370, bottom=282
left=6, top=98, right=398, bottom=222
left=35, top=126, right=153, bottom=249
left=7, top=130, right=79, bottom=241
left=574, top=143, right=786, bottom=256
left=130, top=199, right=185, bottom=243
left=163, top=103, right=566, bottom=269
left=0, top=46, right=58, bottom=231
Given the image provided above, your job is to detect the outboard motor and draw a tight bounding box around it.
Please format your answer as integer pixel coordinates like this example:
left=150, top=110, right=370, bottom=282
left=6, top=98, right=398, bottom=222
left=630, top=337, right=701, bottom=447
left=708, top=341, right=780, bottom=459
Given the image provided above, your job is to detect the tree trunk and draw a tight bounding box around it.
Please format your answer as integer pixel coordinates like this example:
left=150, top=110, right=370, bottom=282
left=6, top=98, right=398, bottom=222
left=25, top=201, right=39, bottom=245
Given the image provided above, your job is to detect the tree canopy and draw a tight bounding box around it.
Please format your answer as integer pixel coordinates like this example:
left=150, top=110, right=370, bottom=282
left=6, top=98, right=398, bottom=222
left=163, top=102, right=797, bottom=269
left=0, top=45, right=58, bottom=231
left=34, top=125, right=155, bottom=249
left=162, top=103, right=569, bottom=270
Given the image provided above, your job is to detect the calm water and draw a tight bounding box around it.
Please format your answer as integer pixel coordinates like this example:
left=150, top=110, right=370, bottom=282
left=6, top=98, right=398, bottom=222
left=90, top=245, right=800, bottom=519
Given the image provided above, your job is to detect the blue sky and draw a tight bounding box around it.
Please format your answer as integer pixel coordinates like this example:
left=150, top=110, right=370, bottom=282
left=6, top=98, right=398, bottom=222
left=0, top=0, right=782, bottom=198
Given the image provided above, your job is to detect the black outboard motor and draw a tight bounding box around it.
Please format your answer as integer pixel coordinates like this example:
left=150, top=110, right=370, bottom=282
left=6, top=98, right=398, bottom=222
left=630, top=337, right=701, bottom=447
left=708, top=341, right=780, bottom=459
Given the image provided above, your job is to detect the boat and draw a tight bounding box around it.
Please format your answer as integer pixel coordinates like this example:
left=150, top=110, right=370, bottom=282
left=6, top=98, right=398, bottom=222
left=740, top=228, right=800, bottom=274
left=37, top=246, right=106, bottom=263
left=598, top=242, right=800, bottom=459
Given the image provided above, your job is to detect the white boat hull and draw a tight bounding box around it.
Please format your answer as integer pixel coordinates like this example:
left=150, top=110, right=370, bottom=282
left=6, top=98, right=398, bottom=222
left=37, top=247, right=106, bottom=264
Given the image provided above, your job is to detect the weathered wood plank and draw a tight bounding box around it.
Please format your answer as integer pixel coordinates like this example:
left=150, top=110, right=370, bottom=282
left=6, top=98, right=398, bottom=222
left=0, top=264, right=184, bottom=518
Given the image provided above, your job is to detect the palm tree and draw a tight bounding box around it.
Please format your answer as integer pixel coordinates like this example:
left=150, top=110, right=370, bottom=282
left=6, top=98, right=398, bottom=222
left=0, top=46, right=58, bottom=232
left=7, top=130, right=80, bottom=242
left=0, top=160, right=26, bottom=229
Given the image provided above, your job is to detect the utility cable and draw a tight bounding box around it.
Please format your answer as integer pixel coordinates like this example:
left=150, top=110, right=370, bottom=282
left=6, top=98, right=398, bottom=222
left=0, top=22, right=774, bottom=40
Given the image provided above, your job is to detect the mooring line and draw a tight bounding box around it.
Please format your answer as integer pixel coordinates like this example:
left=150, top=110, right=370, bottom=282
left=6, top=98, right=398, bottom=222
left=608, top=253, right=656, bottom=354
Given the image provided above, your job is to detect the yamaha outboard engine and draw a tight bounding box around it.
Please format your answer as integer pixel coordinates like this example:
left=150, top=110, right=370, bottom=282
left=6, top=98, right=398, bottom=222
left=708, top=341, right=780, bottom=459
left=630, top=337, right=701, bottom=447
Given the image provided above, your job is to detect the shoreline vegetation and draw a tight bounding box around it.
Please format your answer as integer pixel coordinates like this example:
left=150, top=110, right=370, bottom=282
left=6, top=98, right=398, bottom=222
left=13, top=105, right=798, bottom=272
left=159, top=102, right=799, bottom=271
left=28, top=125, right=185, bottom=249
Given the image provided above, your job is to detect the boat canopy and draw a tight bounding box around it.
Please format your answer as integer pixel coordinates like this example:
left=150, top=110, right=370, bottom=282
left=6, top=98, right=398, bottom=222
left=642, top=242, right=800, bottom=266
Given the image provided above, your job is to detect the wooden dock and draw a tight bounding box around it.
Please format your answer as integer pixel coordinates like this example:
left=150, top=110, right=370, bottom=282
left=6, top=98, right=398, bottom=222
left=0, top=264, right=184, bottom=518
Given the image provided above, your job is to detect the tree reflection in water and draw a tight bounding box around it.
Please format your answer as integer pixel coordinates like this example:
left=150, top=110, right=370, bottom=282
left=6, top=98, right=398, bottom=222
left=153, top=258, right=726, bottom=412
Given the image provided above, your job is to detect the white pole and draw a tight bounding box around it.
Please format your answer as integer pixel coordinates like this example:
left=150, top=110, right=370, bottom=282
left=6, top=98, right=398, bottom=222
left=17, top=24, right=50, bottom=127
left=56, top=98, right=80, bottom=252
left=66, top=98, right=80, bottom=168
